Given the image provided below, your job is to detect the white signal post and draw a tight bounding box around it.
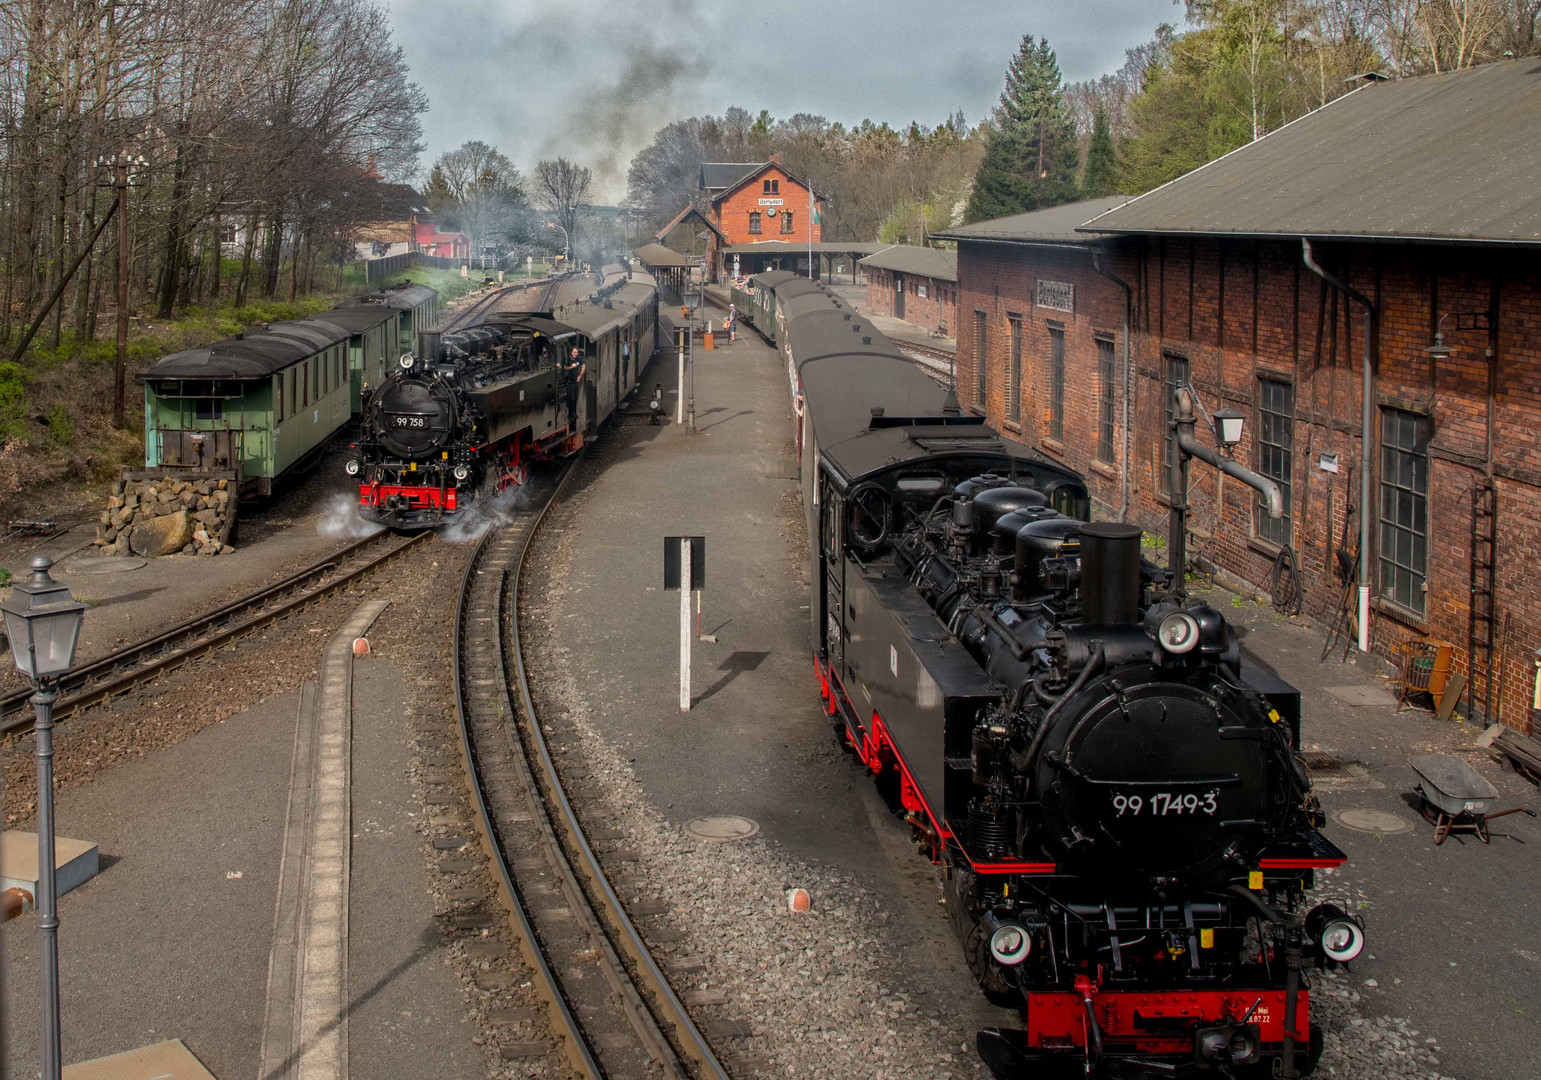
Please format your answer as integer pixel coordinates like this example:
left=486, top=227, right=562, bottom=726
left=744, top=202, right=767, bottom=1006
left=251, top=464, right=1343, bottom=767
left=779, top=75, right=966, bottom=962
left=676, top=327, right=687, bottom=425
left=680, top=538, right=692, bottom=712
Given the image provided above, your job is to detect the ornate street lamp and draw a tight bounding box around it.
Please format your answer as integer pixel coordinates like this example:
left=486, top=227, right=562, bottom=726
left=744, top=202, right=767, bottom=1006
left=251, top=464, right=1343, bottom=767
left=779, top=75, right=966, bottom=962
left=1, top=555, right=87, bottom=1080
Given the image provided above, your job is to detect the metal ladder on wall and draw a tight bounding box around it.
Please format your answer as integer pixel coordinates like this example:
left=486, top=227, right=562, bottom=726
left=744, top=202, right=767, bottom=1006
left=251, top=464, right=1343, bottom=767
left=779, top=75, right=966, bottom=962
left=1467, top=478, right=1497, bottom=723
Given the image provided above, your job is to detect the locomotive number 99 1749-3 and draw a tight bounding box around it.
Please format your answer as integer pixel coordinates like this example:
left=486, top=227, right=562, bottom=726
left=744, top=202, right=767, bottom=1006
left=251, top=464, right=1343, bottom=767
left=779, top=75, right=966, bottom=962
left=1111, top=791, right=1219, bottom=816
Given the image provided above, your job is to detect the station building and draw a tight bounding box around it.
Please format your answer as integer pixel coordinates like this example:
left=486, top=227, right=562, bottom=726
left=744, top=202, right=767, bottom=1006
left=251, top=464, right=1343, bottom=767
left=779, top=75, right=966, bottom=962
left=657, top=157, right=880, bottom=282
left=860, top=245, right=959, bottom=336
left=935, top=59, right=1541, bottom=732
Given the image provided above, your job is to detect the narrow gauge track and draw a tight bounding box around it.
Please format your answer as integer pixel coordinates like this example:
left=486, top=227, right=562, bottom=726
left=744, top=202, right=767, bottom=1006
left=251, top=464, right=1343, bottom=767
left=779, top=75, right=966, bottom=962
left=0, top=529, right=428, bottom=738
left=452, top=464, right=728, bottom=1080
left=441, top=274, right=565, bottom=333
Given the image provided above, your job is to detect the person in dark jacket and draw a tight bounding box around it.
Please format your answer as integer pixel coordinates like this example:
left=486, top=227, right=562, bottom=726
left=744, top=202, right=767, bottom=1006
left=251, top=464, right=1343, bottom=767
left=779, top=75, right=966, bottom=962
left=564, top=346, right=586, bottom=426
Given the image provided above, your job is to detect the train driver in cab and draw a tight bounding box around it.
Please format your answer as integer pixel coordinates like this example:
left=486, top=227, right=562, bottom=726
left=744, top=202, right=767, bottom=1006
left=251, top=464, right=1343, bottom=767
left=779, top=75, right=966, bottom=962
left=564, top=345, right=586, bottom=425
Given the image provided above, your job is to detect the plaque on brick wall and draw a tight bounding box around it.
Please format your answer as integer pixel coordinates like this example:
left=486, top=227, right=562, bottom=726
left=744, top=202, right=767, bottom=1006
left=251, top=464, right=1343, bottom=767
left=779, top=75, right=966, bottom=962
left=1036, top=280, right=1074, bottom=313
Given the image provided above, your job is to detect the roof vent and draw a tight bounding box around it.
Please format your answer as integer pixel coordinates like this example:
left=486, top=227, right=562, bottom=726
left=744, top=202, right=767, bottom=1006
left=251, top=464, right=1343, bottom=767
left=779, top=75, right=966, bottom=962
left=871, top=406, right=885, bottom=418
left=862, top=336, right=872, bottom=344
left=843, top=313, right=851, bottom=321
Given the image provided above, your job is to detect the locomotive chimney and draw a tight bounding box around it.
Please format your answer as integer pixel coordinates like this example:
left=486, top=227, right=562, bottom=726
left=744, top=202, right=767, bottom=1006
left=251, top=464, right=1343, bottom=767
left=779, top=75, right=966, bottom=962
left=1078, top=522, right=1143, bottom=626
left=416, top=329, right=442, bottom=364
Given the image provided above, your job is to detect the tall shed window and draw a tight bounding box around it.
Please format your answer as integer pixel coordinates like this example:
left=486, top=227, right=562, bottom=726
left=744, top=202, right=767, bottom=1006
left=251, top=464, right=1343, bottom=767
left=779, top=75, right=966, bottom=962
left=1096, top=335, right=1116, bottom=464
left=1162, top=353, right=1189, bottom=487
left=1256, top=378, right=1294, bottom=547
left=1006, top=315, right=1023, bottom=424
left=1048, top=324, right=1065, bottom=442
left=973, top=310, right=987, bottom=409
left=748, top=211, right=762, bottom=234
left=781, top=210, right=794, bottom=234
left=1379, top=407, right=1430, bottom=615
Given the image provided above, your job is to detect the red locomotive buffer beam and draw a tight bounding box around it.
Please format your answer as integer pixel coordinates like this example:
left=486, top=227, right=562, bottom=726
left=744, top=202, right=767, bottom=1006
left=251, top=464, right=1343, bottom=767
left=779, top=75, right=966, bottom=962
left=360, top=483, right=457, bottom=512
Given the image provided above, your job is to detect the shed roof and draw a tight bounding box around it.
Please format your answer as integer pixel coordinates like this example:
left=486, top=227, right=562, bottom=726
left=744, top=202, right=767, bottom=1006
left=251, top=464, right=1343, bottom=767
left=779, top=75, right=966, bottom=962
left=141, top=319, right=351, bottom=382
left=932, top=196, right=1134, bottom=245
left=859, top=245, right=958, bottom=281
left=1079, top=60, right=1541, bottom=245
left=632, top=242, right=692, bottom=268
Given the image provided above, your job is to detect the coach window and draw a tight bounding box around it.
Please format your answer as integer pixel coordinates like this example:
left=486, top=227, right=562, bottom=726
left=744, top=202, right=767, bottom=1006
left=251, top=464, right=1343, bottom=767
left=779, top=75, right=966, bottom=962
left=1256, top=377, right=1294, bottom=548
left=1006, top=314, right=1023, bottom=425
left=1048, top=322, right=1065, bottom=442
left=1161, top=352, right=1189, bottom=484
left=290, top=367, right=299, bottom=417
left=781, top=210, right=795, bottom=234
left=749, top=211, right=762, bottom=235
left=1379, top=407, right=1430, bottom=616
left=274, top=374, right=285, bottom=423
left=1096, top=334, right=1116, bottom=464
left=973, top=310, right=987, bottom=410
left=302, top=360, right=310, bottom=407
left=195, top=398, right=222, bottom=421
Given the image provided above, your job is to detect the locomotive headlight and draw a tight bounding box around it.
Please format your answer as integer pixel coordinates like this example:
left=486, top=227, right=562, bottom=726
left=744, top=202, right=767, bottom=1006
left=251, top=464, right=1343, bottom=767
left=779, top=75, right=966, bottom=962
left=453, top=464, right=469, bottom=481
left=399, top=353, right=414, bottom=369
left=1306, top=903, right=1365, bottom=963
left=980, top=910, right=1031, bottom=966
left=344, top=459, right=360, bottom=476
left=1157, top=610, right=1200, bottom=654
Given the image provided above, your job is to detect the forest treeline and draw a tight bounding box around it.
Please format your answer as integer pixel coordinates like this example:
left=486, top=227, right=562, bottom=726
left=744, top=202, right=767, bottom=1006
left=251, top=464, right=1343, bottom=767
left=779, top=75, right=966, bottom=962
left=0, top=0, right=425, bottom=359
left=627, top=1, right=1539, bottom=237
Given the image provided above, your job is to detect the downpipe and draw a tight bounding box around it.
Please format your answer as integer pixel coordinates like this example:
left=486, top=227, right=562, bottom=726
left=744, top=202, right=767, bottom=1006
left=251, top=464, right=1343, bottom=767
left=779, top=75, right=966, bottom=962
left=1302, top=238, right=1375, bottom=653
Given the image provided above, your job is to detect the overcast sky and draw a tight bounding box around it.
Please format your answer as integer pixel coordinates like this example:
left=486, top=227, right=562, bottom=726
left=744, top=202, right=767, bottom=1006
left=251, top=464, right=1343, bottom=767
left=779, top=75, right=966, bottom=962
left=387, top=0, right=1178, bottom=201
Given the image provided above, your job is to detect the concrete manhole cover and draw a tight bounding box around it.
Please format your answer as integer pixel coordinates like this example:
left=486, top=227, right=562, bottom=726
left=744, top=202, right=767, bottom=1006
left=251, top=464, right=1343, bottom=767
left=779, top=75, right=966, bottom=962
left=684, top=816, right=760, bottom=843
left=1333, top=808, right=1414, bottom=834
left=61, top=556, right=147, bottom=575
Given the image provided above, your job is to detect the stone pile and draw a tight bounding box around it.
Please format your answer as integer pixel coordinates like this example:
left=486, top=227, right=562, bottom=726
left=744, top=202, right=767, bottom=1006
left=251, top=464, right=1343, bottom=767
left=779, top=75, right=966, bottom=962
left=95, top=476, right=236, bottom=558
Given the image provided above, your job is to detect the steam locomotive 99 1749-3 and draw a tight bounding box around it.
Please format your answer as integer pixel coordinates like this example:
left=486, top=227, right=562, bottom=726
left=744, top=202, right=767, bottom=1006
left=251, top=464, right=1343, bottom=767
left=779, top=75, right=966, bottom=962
left=732, top=272, right=1361, bottom=1079
left=350, top=270, right=657, bottom=528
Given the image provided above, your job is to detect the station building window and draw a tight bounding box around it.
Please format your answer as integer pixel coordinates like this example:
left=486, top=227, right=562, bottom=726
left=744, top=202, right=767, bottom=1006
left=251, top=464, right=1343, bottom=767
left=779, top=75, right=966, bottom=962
left=1006, top=314, right=1023, bottom=425
left=1096, top=335, right=1116, bottom=464
left=973, top=310, right=987, bottom=409
left=781, top=210, right=794, bottom=234
left=749, top=211, right=762, bottom=235
left=1256, top=377, right=1294, bottom=547
left=1379, top=407, right=1430, bottom=616
left=1048, top=323, right=1065, bottom=442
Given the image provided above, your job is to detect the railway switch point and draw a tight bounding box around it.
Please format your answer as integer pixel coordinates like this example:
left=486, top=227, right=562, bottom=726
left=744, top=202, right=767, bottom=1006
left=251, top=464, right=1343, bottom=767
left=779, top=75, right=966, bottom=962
left=0, top=831, right=100, bottom=900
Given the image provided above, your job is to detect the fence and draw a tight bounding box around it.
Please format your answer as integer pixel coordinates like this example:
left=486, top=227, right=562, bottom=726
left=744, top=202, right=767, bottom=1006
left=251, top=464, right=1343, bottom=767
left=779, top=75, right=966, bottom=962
left=362, top=250, right=466, bottom=282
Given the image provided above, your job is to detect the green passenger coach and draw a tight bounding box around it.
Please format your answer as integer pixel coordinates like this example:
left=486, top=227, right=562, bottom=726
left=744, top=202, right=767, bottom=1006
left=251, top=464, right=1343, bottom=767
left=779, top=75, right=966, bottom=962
left=136, top=283, right=438, bottom=497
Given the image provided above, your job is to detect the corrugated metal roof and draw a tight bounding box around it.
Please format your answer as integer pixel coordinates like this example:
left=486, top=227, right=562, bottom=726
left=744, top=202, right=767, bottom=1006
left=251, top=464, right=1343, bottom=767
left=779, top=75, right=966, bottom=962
left=1080, top=60, right=1541, bottom=245
left=700, top=162, right=759, bottom=190
left=932, top=196, right=1134, bottom=245
left=632, top=242, right=693, bottom=267
left=859, top=245, right=958, bottom=281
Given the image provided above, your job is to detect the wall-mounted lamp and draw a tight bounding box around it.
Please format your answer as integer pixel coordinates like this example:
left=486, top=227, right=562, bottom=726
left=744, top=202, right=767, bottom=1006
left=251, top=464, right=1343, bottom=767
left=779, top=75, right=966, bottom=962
left=1211, top=407, right=1245, bottom=447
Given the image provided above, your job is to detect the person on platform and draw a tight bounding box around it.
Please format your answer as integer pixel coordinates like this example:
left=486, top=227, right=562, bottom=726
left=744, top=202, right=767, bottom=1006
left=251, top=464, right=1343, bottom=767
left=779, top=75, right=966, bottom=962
left=726, top=303, right=738, bottom=344
left=564, top=346, right=586, bottom=427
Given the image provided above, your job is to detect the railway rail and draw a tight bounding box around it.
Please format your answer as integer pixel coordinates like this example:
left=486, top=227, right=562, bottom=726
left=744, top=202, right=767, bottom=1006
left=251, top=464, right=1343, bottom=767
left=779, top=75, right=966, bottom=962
left=453, top=462, right=728, bottom=1080
left=0, top=529, right=429, bottom=739
left=441, top=274, right=566, bottom=333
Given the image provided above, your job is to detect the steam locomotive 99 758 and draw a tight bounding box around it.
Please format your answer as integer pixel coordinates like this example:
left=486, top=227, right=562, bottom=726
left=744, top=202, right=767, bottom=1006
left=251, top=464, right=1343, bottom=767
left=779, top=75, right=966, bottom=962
left=351, top=269, right=657, bottom=528
left=732, top=272, right=1360, bottom=1079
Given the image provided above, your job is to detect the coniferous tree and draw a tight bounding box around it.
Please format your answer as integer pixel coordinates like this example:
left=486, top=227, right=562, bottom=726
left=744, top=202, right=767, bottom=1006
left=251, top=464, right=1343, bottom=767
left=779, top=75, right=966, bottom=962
left=965, top=35, right=1081, bottom=222
left=1081, top=100, right=1120, bottom=198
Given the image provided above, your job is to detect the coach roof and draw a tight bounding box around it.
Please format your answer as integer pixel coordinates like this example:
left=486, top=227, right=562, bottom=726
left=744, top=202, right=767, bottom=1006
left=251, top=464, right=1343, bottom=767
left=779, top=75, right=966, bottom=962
left=1079, top=60, right=1541, bottom=246
left=141, top=318, right=350, bottom=381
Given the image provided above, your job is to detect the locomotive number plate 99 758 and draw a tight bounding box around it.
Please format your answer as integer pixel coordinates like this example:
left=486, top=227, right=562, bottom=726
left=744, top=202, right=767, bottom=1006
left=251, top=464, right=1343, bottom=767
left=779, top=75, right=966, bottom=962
left=1112, top=791, right=1219, bottom=816
left=392, top=415, right=428, bottom=428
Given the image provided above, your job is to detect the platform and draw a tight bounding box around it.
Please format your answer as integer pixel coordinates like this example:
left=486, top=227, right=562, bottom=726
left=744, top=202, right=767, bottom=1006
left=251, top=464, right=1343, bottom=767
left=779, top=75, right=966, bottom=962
left=0, top=830, right=99, bottom=897
left=63, top=1039, right=217, bottom=1080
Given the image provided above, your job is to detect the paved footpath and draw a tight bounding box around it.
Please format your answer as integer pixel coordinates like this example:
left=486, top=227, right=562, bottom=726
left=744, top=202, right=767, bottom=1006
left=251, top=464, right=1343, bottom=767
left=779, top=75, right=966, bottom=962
left=2, top=609, right=479, bottom=1078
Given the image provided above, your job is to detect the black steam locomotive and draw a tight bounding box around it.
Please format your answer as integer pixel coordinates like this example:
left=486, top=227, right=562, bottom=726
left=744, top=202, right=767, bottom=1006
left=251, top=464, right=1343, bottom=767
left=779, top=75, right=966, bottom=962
left=735, top=273, right=1360, bottom=1078
left=351, top=271, right=657, bottom=528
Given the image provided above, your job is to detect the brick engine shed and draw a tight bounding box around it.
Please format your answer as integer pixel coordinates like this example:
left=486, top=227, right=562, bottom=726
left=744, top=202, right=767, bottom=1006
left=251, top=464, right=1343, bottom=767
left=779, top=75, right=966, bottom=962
left=935, top=60, right=1541, bottom=733
left=860, top=245, right=959, bottom=337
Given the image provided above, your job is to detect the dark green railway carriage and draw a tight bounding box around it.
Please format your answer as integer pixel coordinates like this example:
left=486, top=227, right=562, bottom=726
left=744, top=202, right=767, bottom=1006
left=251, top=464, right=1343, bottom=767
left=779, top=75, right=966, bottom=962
left=330, top=282, right=438, bottom=410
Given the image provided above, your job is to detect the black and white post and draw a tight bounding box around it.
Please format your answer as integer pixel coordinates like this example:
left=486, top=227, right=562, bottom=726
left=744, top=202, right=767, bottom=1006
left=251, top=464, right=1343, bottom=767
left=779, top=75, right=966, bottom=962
left=664, top=537, right=706, bottom=713
left=680, top=539, right=691, bottom=711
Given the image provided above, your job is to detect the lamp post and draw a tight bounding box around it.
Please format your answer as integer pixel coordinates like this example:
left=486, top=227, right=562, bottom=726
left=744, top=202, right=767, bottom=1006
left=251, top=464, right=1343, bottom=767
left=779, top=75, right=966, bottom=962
left=546, top=222, right=570, bottom=269
left=1, top=555, right=87, bottom=1080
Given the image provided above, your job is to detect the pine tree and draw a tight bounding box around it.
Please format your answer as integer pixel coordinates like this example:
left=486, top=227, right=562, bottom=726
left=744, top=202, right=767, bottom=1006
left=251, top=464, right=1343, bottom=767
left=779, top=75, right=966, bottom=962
left=965, top=36, right=1081, bottom=222
left=1081, top=101, right=1119, bottom=198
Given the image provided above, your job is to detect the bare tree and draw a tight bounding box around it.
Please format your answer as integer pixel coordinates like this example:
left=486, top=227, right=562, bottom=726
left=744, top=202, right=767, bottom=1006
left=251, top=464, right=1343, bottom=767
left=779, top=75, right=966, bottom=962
left=533, top=157, right=592, bottom=258
left=424, top=140, right=526, bottom=261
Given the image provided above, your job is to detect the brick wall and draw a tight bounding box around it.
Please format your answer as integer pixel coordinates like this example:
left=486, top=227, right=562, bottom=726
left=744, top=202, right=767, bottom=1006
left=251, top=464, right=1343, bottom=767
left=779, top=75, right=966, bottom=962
left=865, top=268, right=959, bottom=336
left=956, top=234, right=1541, bottom=733
left=712, top=166, right=821, bottom=246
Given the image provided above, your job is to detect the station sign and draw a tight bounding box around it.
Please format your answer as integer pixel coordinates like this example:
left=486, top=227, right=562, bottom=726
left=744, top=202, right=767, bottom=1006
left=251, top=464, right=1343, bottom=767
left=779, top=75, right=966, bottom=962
left=757, top=198, right=785, bottom=207
left=1035, top=279, right=1074, bottom=313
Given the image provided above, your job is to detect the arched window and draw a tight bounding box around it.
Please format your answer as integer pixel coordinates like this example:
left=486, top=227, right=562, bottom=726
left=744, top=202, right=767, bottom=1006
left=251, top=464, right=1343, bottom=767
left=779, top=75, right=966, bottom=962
left=748, top=211, right=762, bottom=234
left=781, top=210, right=795, bottom=233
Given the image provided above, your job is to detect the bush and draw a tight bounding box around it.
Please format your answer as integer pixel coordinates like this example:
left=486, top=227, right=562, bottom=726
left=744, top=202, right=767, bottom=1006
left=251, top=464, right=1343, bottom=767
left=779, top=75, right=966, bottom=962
left=0, top=362, right=29, bottom=446
left=44, top=403, right=74, bottom=446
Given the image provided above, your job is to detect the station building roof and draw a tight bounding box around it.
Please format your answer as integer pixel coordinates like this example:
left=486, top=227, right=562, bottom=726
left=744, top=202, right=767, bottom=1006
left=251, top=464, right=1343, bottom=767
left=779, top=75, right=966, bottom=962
left=723, top=240, right=887, bottom=256
left=700, top=162, right=760, bottom=191
left=1079, top=59, right=1541, bottom=246
left=859, top=245, right=958, bottom=282
left=632, top=243, right=693, bottom=268
left=932, top=196, right=1134, bottom=246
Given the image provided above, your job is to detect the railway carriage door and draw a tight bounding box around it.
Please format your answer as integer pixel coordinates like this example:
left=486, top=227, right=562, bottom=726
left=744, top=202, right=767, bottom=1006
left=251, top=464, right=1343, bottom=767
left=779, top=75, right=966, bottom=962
left=819, top=480, right=845, bottom=679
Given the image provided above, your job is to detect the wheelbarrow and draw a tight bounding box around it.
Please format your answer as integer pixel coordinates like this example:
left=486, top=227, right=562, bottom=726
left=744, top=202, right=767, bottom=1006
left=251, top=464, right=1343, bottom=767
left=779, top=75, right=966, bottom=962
left=1408, top=754, right=1535, bottom=844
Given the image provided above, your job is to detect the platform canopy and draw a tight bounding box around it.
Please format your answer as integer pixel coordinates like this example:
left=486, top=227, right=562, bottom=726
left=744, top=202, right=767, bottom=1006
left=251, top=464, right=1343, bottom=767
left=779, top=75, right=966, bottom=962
left=632, top=243, right=693, bottom=268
